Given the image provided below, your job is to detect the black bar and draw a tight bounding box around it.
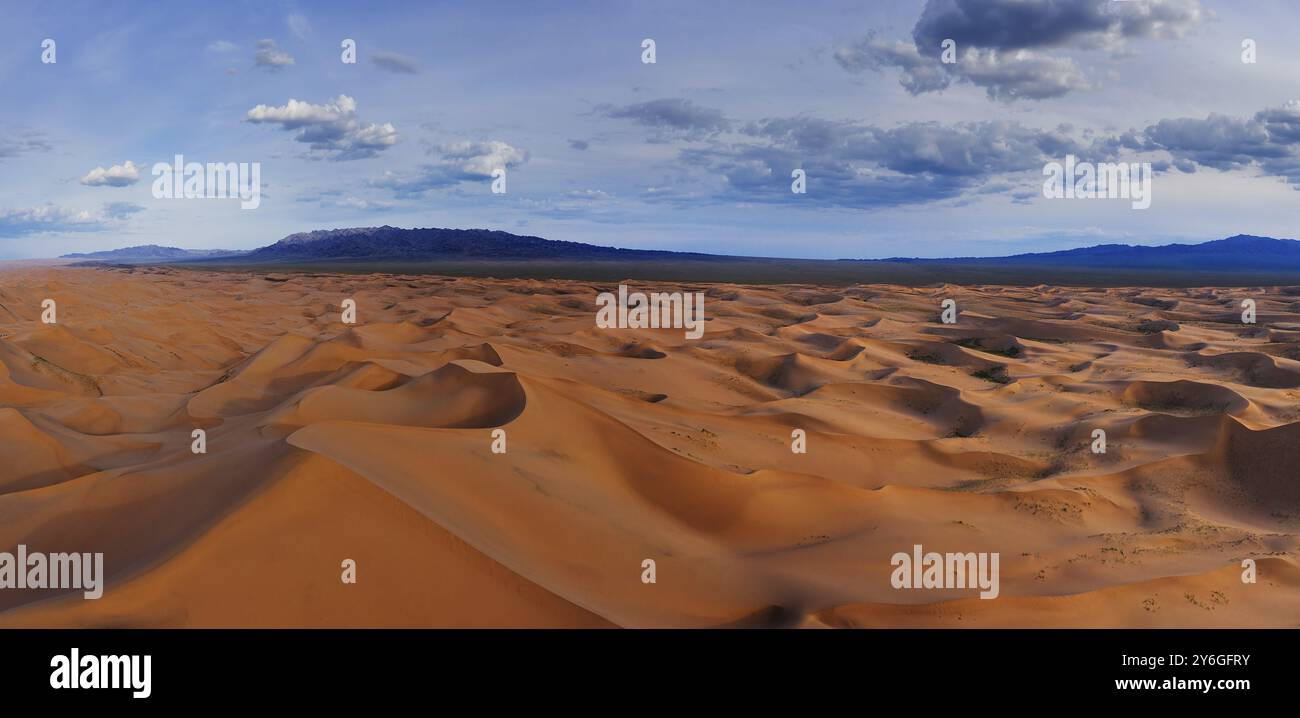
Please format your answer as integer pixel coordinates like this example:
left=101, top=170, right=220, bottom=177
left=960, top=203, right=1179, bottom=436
left=0, top=628, right=1287, bottom=706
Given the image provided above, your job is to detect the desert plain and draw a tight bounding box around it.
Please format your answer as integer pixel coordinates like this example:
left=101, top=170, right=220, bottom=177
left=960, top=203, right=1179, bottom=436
left=0, top=263, right=1298, bottom=627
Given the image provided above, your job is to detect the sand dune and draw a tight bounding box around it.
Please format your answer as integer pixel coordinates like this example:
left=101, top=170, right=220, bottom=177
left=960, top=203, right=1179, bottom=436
left=0, top=265, right=1297, bottom=627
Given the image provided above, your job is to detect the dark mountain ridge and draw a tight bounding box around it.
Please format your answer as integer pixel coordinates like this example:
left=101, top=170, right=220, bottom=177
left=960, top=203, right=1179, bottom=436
left=230, top=226, right=723, bottom=262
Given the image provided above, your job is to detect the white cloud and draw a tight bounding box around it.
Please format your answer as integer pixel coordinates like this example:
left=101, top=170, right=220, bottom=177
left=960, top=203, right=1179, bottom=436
left=0, top=201, right=125, bottom=238
left=438, top=140, right=528, bottom=177
left=372, top=140, right=528, bottom=196
left=245, top=95, right=397, bottom=160
left=80, top=160, right=140, bottom=187
left=247, top=95, right=355, bottom=126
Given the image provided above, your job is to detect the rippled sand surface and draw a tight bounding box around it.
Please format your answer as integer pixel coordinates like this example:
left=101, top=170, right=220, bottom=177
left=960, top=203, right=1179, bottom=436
left=1, top=265, right=1297, bottom=627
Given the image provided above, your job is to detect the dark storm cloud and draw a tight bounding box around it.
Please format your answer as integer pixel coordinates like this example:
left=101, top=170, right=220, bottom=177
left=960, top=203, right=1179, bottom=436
left=679, top=100, right=1300, bottom=209
left=910, top=0, right=1203, bottom=53
left=838, top=0, right=1206, bottom=102
left=1136, top=101, right=1300, bottom=184
left=671, top=116, right=1108, bottom=209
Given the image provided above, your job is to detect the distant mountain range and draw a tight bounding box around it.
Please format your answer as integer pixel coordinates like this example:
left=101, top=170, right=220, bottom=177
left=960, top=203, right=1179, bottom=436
left=872, top=235, right=1300, bottom=270
left=61, top=230, right=1300, bottom=282
left=227, top=226, right=719, bottom=262
left=61, top=245, right=248, bottom=262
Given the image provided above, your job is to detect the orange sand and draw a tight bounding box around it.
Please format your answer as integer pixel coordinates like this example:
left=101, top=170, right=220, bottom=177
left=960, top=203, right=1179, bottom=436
left=1, top=264, right=1297, bottom=627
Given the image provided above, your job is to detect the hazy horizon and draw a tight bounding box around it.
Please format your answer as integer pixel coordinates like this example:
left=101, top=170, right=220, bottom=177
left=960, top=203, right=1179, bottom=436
left=45, top=226, right=1300, bottom=264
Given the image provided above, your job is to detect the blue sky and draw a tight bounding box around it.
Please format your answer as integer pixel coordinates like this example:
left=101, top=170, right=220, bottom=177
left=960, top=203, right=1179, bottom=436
left=3, top=0, right=1300, bottom=259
